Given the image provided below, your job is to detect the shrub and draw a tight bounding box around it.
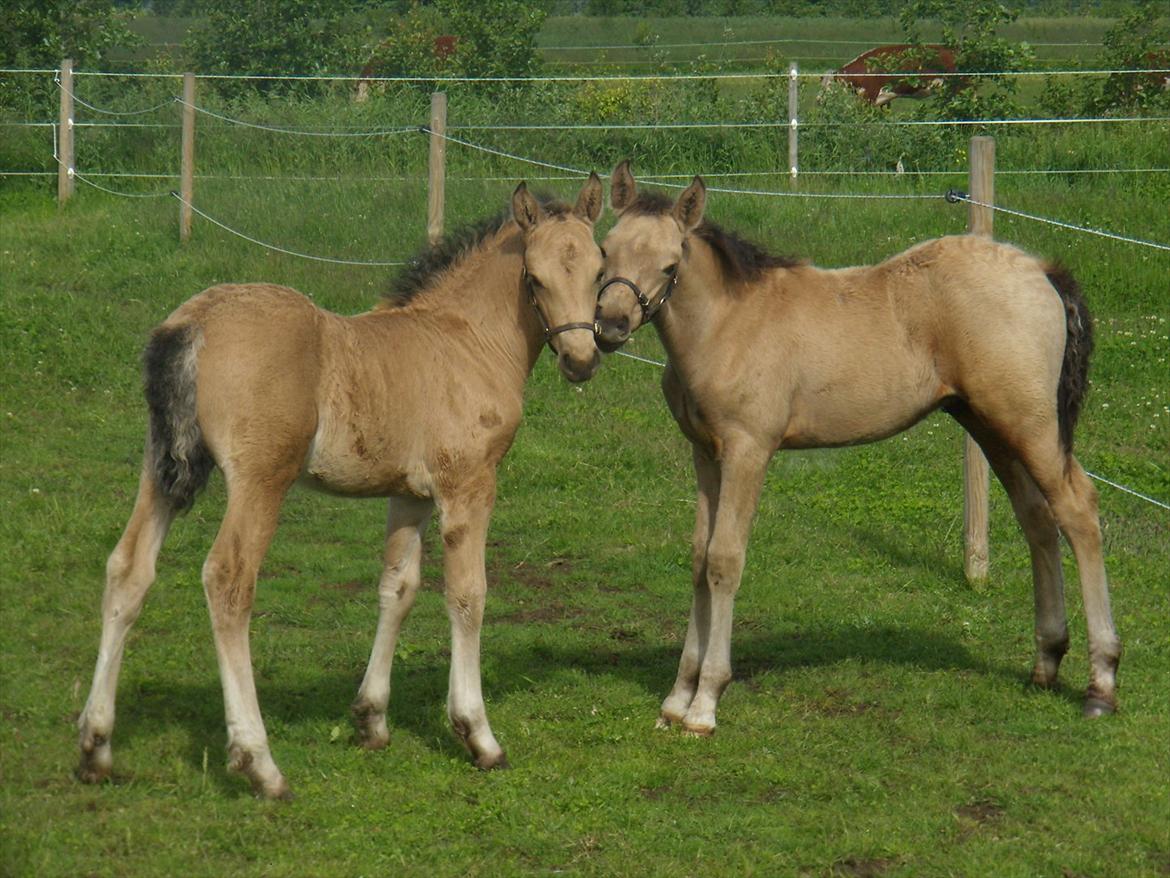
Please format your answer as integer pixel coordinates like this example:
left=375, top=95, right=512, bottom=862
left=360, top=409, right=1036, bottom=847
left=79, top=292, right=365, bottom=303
left=183, top=0, right=362, bottom=96
left=0, top=0, right=141, bottom=111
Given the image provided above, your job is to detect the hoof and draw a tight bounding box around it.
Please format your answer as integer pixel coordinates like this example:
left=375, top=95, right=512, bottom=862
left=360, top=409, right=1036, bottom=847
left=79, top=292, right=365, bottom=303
left=1082, top=695, right=1116, bottom=718
left=655, top=715, right=673, bottom=731
left=77, top=732, right=112, bottom=784
left=257, top=779, right=294, bottom=801
left=1029, top=668, right=1059, bottom=690
left=76, top=759, right=111, bottom=785
left=228, top=745, right=292, bottom=800
left=358, top=731, right=390, bottom=751
left=351, top=706, right=390, bottom=751
left=681, top=722, right=715, bottom=738
left=475, top=751, right=510, bottom=771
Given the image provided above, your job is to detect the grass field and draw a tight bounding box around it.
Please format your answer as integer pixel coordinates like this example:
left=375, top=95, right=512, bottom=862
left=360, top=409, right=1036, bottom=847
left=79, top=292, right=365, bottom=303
left=2, top=12, right=1169, bottom=878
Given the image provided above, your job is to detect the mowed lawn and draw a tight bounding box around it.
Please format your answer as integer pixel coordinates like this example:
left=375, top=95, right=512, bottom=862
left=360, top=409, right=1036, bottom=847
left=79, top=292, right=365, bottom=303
left=1, top=145, right=1167, bottom=878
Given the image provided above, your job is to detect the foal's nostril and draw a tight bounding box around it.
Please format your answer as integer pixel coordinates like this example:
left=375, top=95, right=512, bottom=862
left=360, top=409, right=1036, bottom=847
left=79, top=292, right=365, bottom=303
left=615, top=315, right=629, bottom=336
left=559, top=350, right=599, bottom=383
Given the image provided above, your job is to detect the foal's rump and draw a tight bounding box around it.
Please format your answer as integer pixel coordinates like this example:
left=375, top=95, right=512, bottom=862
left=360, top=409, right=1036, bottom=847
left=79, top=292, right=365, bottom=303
left=144, top=283, right=326, bottom=509
left=892, top=236, right=1089, bottom=449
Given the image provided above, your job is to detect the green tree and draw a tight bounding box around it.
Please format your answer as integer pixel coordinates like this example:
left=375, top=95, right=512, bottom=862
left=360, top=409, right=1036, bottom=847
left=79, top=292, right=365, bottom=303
left=362, top=0, right=547, bottom=90
left=437, top=0, right=548, bottom=81
left=0, top=0, right=141, bottom=108
left=898, top=0, right=1035, bottom=120
left=183, top=0, right=361, bottom=95
left=1092, top=1, right=1170, bottom=113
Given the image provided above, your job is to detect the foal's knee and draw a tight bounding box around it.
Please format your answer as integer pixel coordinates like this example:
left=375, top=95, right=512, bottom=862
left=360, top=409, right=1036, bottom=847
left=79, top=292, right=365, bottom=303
left=705, top=547, right=744, bottom=594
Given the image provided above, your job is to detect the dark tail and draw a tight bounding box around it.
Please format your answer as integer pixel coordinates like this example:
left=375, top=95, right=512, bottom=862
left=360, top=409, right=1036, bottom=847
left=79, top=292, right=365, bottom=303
left=143, top=323, right=214, bottom=512
left=1046, top=264, right=1094, bottom=454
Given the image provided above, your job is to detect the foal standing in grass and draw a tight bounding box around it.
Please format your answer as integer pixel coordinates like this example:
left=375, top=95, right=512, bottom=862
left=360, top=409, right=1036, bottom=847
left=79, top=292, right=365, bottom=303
left=77, top=177, right=606, bottom=799
left=594, top=162, right=1120, bottom=735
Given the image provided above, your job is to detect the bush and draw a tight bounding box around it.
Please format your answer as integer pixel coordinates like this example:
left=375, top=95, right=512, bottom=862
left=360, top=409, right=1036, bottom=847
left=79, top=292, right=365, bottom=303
left=1091, top=2, right=1170, bottom=113
left=183, top=0, right=362, bottom=96
left=362, top=0, right=547, bottom=93
left=897, top=0, right=1035, bottom=122
left=0, top=0, right=141, bottom=111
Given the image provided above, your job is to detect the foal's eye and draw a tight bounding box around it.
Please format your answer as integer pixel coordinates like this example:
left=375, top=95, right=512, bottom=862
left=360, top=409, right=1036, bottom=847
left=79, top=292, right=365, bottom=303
left=664, top=263, right=678, bottom=276
left=599, top=247, right=607, bottom=259
left=595, top=268, right=605, bottom=283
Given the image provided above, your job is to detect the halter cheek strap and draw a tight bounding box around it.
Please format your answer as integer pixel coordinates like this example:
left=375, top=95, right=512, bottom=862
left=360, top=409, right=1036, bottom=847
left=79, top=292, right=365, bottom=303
left=523, top=267, right=599, bottom=354
left=598, top=270, right=678, bottom=329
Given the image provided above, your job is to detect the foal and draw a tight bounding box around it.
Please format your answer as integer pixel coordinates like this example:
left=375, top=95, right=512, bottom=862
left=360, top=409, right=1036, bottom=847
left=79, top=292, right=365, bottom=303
left=77, top=177, right=606, bottom=798
left=595, top=162, right=1120, bottom=734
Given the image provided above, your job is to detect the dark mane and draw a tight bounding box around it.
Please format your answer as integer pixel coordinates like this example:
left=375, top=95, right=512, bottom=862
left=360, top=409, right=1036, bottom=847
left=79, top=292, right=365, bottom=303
left=384, top=195, right=570, bottom=306
left=621, top=189, right=800, bottom=284
left=693, top=221, right=802, bottom=283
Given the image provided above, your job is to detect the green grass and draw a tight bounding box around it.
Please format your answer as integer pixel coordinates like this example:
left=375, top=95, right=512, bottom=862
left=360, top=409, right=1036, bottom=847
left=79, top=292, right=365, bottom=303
left=1, top=14, right=1169, bottom=875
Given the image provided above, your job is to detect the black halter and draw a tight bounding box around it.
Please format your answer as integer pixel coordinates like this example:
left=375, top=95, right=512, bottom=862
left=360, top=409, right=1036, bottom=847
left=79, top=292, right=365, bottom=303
left=522, top=267, right=599, bottom=354
left=597, top=269, right=678, bottom=328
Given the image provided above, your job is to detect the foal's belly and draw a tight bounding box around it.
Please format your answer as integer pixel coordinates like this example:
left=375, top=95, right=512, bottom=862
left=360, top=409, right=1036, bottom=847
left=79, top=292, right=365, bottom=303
left=781, top=379, right=948, bottom=449
left=300, top=416, right=433, bottom=499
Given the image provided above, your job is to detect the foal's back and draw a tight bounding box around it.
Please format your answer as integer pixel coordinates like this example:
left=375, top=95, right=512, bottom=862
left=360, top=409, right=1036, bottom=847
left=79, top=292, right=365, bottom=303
left=739, top=236, right=1066, bottom=448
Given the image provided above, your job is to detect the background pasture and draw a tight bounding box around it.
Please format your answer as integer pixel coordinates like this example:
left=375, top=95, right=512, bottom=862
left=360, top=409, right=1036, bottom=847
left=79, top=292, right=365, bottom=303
left=2, top=10, right=1169, bottom=877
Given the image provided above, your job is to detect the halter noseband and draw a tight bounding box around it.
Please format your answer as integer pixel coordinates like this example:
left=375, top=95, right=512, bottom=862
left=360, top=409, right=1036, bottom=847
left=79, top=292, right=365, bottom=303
left=597, top=269, right=678, bottom=329
left=522, top=267, right=599, bottom=354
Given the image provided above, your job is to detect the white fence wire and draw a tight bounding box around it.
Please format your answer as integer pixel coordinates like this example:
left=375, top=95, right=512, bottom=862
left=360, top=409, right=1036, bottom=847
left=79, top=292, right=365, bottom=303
left=9, top=70, right=1166, bottom=511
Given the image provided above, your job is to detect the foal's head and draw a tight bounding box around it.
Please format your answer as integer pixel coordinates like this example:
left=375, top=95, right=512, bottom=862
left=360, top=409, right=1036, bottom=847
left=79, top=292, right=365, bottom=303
left=594, top=160, right=706, bottom=351
left=512, top=174, right=606, bottom=382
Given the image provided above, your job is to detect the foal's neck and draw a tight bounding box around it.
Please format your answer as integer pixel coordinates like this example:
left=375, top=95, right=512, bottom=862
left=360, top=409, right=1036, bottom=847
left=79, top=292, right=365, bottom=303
left=654, top=237, right=732, bottom=375
left=410, top=225, right=547, bottom=383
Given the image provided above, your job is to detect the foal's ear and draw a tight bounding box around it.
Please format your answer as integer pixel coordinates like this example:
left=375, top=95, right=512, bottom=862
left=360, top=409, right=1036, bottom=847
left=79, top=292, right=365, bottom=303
left=511, top=182, right=544, bottom=233
left=574, top=171, right=604, bottom=225
left=610, top=159, right=637, bottom=213
left=673, top=176, right=706, bottom=232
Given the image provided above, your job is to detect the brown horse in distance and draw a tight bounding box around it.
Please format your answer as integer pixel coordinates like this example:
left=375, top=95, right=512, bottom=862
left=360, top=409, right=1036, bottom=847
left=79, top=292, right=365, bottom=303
left=77, top=176, right=606, bottom=799
left=594, top=161, right=1119, bottom=736
left=823, top=44, right=963, bottom=106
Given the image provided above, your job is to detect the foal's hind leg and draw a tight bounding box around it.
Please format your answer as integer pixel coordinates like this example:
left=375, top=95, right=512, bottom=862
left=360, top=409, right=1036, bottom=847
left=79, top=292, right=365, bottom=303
left=352, top=496, right=434, bottom=749
left=1022, top=450, right=1120, bottom=715
left=659, top=445, right=720, bottom=728
left=202, top=477, right=294, bottom=798
left=950, top=410, right=1069, bottom=687
left=956, top=408, right=1120, bottom=714
left=78, top=466, right=178, bottom=783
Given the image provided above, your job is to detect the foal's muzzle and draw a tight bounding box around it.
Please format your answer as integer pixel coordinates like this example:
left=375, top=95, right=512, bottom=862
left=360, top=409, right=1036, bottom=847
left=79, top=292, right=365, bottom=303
left=594, top=315, right=630, bottom=353
left=594, top=272, right=677, bottom=352
left=559, top=346, right=602, bottom=383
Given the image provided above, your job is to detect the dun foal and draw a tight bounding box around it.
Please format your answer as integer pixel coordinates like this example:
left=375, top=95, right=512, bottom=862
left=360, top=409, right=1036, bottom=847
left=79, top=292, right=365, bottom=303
left=78, top=178, right=606, bottom=798
left=595, top=162, right=1120, bottom=735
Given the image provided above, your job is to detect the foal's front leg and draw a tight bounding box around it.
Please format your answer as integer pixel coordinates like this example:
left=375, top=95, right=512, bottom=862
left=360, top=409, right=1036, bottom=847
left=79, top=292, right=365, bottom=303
left=440, top=475, right=508, bottom=769
left=680, top=439, right=769, bottom=736
left=352, top=496, right=434, bottom=749
left=659, top=445, right=720, bottom=727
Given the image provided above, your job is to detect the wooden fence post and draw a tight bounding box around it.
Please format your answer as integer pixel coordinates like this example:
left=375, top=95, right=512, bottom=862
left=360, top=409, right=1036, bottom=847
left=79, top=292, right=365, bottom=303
left=57, top=59, right=74, bottom=205
left=787, top=62, right=799, bottom=186
left=179, top=72, right=196, bottom=242
left=963, top=135, right=994, bottom=585
left=427, top=91, right=447, bottom=246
